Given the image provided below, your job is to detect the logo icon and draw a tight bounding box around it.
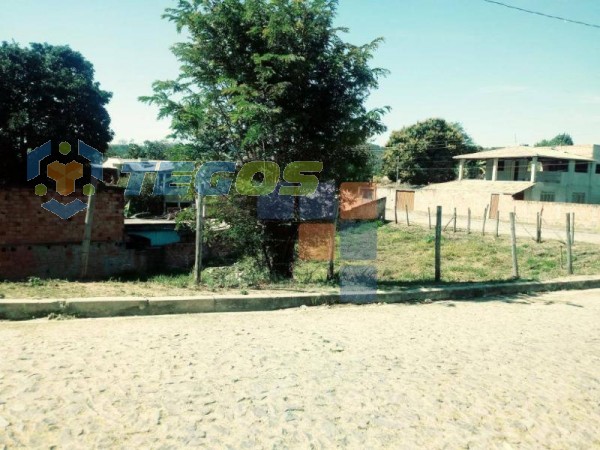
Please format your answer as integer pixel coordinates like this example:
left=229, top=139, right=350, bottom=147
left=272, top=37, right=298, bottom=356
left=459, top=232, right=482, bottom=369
left=27, top=140, right=103, bottom=219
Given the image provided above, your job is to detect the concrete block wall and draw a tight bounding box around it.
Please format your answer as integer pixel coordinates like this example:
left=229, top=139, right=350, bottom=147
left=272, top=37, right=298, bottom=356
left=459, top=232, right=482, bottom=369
left=498, top=197, right=600, bottom=232
left=378, top=186, right=600, bottom=232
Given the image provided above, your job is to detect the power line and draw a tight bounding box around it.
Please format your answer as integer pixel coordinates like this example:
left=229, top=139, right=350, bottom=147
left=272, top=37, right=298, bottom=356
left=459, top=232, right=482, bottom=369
left=482, top=0, right=600, bottom=30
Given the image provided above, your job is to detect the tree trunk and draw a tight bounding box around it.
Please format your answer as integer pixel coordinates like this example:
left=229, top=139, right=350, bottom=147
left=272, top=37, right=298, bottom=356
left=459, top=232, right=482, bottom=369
left=263, top=221, right=298, bottom=279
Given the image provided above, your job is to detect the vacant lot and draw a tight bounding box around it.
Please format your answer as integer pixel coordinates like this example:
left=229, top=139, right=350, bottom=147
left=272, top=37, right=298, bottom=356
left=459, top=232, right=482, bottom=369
left=1, top=223, right=599, bottom=298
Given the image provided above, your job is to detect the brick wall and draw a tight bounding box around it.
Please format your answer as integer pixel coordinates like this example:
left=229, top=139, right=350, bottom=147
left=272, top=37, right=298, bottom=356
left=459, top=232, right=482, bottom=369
left=0, top=186, right=131, bottom=280
left=0, top=242, right=147, bottom=280
left=0, top=186, right=125, bottom=245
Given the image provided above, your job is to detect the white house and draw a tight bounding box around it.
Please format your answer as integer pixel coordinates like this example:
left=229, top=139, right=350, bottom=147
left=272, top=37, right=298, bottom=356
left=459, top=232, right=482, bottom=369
left=455, top=144, right=600, bottom=204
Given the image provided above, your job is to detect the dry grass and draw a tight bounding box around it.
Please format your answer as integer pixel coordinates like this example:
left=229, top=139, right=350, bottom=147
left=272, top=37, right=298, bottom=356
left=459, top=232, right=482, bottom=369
left=2, top=222, right=599, bottom=299
left=294, top=222, right=600, bottom=287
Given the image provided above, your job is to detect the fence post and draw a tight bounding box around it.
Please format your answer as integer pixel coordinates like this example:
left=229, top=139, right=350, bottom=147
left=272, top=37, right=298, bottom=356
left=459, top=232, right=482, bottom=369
left=571, top=213, right=575, bottom=244
left=80, top=188, right=96, bottom=278
left=482, top=206, right=488, bottom=236
left=510, top=212, right=519, bottom=279
left=435, top=206, right=442, bottom=282
left=566, top=213, right=573, bottom=275
left=428, top=207, right=432, bottom=230
left=495, top=211, right=500, bottom=238
left=559, top=245, right=564, bottom=269
left=467, top=208, right=471, bottom=234
left=536, top=212, right=541, bottom=243
left=394, top=192, right=398, bottom=224
left=194, top=193, right=205, bottom=285
left=405, top=205, right=410, bottom=226
left=453, top=208, right=457, bottom=233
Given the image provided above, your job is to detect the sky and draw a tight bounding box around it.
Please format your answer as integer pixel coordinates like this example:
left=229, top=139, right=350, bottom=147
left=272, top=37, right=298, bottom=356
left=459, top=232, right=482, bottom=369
left=1, top=0, right=599, bottom=148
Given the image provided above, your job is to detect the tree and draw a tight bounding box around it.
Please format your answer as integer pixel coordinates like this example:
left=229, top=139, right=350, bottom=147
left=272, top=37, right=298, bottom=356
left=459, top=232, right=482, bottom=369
left=141, top=0, right=388, bottom=277
left=0, top=42, right=113, bottom=185
left=382, top=118, right=476, bottom=185
left=534, top=133, right=573, bottom=147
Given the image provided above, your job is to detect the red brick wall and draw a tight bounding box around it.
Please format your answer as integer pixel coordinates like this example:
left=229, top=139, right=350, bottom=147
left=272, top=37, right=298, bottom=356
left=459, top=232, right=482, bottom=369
left=0, top=186, right=125, bottom=245
left=0, top=242, right=147, bottom=280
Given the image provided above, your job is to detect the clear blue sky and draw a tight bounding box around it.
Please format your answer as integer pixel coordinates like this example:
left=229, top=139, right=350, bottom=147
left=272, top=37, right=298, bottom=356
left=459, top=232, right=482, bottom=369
left=2, top=0, right=599, bottom=147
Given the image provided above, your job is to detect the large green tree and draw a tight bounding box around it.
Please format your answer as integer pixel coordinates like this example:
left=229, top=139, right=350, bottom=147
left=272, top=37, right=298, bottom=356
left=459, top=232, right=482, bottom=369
left=382, top=118, right=476, bottom=185
left=534, top=133, right=573, bottom=147
left=0, top=42, right=113, bottom=185
left=142, top=0, right=388, bottom=277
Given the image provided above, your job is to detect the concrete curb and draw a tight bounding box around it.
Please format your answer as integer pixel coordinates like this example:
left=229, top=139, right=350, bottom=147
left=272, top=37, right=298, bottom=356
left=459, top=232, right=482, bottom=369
left=1, top=277, right=600, bottom=321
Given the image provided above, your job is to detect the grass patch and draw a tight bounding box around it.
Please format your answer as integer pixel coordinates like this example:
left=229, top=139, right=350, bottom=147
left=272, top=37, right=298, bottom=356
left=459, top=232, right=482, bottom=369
left=1, top=223, right=599, bottom=299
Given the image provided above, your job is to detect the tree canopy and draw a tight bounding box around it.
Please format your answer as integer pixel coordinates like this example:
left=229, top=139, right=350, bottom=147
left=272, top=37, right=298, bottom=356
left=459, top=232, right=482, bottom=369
left=534, top=133, right=573, bottom=147
left=140, top=0, right=388, bottom=181
left=0, top=42, right=113, bottom=185
left=141, top=0, right=388, bottom=277
left=382, top=118, right=476, bottom=185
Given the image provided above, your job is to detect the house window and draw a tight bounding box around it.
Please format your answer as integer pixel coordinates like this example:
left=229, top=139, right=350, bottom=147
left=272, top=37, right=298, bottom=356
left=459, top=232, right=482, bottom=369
left=497, top=160, right=505, bottom=171
left=572, top=192, right=586, bottom=204
left=575, top=162, right=589, bottom=173
left=540, top=192, right=555, bottom=202
left=595, top=164, right=600, bottom=174
left=548, top=160, right=568, bottom=172
left=360, top=188, right=374, bottom=201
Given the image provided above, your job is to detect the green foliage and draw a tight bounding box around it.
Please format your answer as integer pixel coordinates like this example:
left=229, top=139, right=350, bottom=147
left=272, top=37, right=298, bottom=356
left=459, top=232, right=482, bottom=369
left=534, top=133, right=574, bottom=147
left=176, top=194, right=263, bottom=259
left=27, top=276, right=45, bottom=287
left=203, top=257, right=269, bottom=289
left=125, top=172, right=165, bottom=216
left=141, top=0, right=388, bottom=277
left=382, top=118, right=477, bottom=185
left=108, top=140, right=194, bottom=161
left=141, top=0, right=388, bottom=179
left=0, top=42, right=113, bottom=185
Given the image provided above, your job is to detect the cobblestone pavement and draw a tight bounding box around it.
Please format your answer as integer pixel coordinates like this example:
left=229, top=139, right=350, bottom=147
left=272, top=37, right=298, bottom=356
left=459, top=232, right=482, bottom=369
left=1, top=290, right=599, bottom=449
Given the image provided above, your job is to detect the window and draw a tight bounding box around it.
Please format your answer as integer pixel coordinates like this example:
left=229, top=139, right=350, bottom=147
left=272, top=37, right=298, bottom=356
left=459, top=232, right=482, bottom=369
left=572, top=192, right=586, bottom=204
left=540, top=192, right=555, bottom=202
left=548, top=160, right=568, bottom=172
left=360, top=188, right=374, bottom=200
left=497, top=160, right=505, bottom=171
left=595, top=164, right=600, bottom=174
left=575, top=162, right=589, bottom=173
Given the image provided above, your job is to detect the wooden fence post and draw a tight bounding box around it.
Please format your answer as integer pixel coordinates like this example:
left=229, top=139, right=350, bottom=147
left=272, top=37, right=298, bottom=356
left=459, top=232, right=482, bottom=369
left=435, top=206, right=442, bottom=282
left=453, top=208, right=457, bottom=233
left=428, top=207, right=432, bottom=230
left=536, top=212, right=542, bottom=243
left=394, top=192, right=398, bottom=224
left=405, top=205, right=410, bottom=226
left=495, top=211, right=500, bottom=238
left=571, top=213, right=575, bottom=244
left=194, top=193, right=204, bottom=285
left=80, top=188, right=96, bottom=278
left=482, top=206, right=488, bottom=236
left=467, top=208, right=471, bottom=234
left=510, top=212, right=519, bottom=279
left=566, top=213, right=573, bottom=275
